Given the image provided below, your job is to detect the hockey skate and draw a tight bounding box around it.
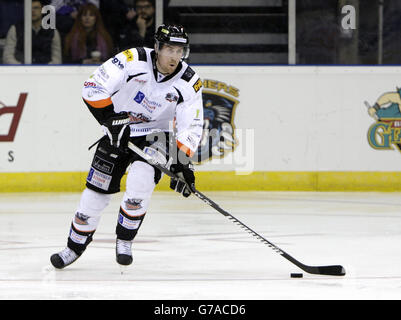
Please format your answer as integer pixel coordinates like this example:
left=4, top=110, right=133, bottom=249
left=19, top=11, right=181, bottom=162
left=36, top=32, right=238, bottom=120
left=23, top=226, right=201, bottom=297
left=50, top=247, right=79, bottom=269
left=116, top=239, right=133, bottom=266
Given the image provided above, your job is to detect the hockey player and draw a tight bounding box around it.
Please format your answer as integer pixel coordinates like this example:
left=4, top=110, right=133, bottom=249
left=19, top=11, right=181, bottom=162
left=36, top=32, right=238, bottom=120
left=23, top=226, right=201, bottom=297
left=50, top=24, right=203, bottom=269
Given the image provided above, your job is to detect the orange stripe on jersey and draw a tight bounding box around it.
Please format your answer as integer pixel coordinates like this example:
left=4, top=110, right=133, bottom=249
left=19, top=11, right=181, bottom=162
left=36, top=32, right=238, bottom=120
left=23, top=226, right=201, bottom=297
left=177, top=140, right=194, bottom=157
left=83, top=97, right=113, bottom=108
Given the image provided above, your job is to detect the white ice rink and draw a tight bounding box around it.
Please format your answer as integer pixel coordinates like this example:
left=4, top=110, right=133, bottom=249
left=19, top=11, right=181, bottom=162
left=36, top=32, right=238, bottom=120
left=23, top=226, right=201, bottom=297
left=0, top=191, right=401, bottom=300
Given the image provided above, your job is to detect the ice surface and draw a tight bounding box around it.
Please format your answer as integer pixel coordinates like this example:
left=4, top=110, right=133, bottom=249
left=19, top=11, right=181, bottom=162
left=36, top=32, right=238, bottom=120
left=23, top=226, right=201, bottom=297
left=0, top=191, right=400, bottom=299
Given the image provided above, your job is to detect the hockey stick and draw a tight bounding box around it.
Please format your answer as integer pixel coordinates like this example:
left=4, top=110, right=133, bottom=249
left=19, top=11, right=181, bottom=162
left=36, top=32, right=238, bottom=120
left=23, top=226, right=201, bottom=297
left=127, top=141, right=346, bottom=276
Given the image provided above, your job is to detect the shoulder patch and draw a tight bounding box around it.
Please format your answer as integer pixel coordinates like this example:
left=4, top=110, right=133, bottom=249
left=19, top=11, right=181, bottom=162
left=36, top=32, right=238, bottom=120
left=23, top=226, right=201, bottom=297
left=122, top=49, right=134, bottom=62
left=181, top=66, right=195, bottom=82
left=136, top=47, right=147, bottom=62
left=192, top=78, right=203, bottom=93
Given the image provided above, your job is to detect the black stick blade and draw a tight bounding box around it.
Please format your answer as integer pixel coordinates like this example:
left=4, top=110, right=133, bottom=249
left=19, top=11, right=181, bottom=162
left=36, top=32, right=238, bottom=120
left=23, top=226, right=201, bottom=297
left=315, top=265, right=346, bottom=276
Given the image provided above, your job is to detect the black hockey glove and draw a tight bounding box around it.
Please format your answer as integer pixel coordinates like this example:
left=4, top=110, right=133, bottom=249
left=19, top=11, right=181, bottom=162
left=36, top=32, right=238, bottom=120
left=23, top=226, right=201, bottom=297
left=170, top=160, right=195, bottom=198
left=102, top=112, right=131, bottom=149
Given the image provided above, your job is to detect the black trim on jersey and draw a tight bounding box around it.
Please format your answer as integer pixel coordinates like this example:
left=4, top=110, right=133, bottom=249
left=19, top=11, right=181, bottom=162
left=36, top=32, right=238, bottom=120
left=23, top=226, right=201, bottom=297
left=181, top=66, right=195, bottom=82
left=83, top=98, right=115, bottom=125
left=136, top=47, right=147, bottom=61
left=127, top=72, right=147, bottom=82
left=173, top=87, right=184, bottom=105
left=150, top=50, right=183, bottom=83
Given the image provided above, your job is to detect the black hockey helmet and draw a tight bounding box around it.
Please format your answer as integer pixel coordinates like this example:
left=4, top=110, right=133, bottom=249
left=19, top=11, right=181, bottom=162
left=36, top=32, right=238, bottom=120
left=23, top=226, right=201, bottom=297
left=154, top=24, right=190, bottom=59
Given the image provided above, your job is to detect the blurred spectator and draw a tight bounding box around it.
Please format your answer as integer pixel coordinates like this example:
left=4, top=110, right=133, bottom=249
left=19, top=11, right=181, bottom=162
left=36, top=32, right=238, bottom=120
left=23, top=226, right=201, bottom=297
left=51, top=0, right=99, bottom=42
left=0, top=0, right=24, bottom=38
left=3, top=0, right=62, bottom=64
left=118, top=0, right=155, bottom=51
left=98, top=0, right=127, bottom=48
left=63, top=3, right=113, bottom=64
left=296, top=0, right=339, bottom=64
left=382, top=1, right=401, bottom=64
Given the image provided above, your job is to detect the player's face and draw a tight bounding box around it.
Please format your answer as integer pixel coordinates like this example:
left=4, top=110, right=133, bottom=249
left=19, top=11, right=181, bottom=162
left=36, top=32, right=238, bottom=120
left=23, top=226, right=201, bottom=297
left=156, top=44, right=184, bottom=75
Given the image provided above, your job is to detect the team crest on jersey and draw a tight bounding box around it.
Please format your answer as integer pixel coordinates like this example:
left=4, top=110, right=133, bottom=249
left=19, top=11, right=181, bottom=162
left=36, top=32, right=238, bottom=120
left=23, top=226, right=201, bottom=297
left=366, top=87, right=401, bottom=153
left=192, top=79, right=239, bottom=164
left=165, top=92, right=178, bottom=102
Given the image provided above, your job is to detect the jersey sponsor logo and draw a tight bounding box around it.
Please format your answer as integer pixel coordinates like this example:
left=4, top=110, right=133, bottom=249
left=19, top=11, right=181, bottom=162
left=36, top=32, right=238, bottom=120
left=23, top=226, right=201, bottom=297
left=134, top=91, right=145, bottom=104
left=84, top=81, right=98, bottom=88
left=118, top=213, right=141, bottom=230
left=92, top=155, right=114, bottom=174
left=111, top=56, right=124, bottom=69
left=87, top=167, right=112, bottom=191
left=87, top=88, right=104, bottom=98
left=131, top=127, right=151, bottom=133
left=186, top=135, right=197, bottom=149
left=133, top=91, right=162, bottom=113
left=111, top=118, right=130, bottom=126
left=69, top=228, right=87, bottom=244
left=123, top=49, right=134, bottom=62
left=127, top=72, right=147, bottom=83
left=0, top=93, right=27, bottom=142
left=135, top=78, right=147, bottom=84
left=98, top=66, right=109, bottom=80
left=193, top=78, right=203, bottom=93
left=366, top=87, right=401, bottom=153
left=192, top=79, right=239, bottom=164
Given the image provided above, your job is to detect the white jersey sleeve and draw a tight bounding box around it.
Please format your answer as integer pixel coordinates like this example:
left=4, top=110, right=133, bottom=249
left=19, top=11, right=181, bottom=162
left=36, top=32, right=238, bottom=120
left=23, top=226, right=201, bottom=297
left=82, top=49, right=136, bottom=108
left=175, top=76, right=204, bottom=157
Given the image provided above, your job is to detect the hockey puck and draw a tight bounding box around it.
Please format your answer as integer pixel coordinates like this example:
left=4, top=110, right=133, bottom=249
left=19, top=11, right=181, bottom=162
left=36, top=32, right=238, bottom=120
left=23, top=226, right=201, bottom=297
left=290, top=273, right=303, bottom=278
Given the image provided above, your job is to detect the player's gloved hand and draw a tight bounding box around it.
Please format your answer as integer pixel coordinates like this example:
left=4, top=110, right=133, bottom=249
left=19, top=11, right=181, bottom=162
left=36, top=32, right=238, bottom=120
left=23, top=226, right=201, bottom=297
left=102, top=112, right=131, bottom=149
left=170, top=161, right=195, bottom=198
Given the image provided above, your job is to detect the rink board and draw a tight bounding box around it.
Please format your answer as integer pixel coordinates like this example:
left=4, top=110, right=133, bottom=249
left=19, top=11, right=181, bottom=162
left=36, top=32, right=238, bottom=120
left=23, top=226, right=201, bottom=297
left=1, top=65, right=401, bottom=191
left=2, top=171, right=401, bottom=192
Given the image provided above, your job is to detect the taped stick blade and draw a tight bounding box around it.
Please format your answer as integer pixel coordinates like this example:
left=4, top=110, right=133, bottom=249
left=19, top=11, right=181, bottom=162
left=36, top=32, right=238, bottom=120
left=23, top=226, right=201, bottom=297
left=316, top=265, right=346, bottom=276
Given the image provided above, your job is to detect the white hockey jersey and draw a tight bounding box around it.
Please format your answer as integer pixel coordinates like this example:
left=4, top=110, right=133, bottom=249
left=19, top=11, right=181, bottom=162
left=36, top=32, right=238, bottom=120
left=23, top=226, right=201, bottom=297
left=82, top=47, right=203, bottom=157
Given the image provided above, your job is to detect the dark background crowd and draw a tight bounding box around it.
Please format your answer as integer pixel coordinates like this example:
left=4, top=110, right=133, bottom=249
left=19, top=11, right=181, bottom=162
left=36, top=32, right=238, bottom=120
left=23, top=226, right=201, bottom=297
left=0, top=0, right=158, bottom=64
left=0, top=0, right=400, bottom=65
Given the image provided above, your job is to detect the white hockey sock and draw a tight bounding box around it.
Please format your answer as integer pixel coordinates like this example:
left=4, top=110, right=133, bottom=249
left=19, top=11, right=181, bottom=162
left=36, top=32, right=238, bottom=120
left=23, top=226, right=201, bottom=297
left=73, top=188, right=112, bottom=232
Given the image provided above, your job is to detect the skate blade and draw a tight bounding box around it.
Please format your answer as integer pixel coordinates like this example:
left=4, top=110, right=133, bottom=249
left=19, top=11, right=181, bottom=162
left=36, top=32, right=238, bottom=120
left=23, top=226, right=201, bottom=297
left=119, top=265, right=128, bottom=275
